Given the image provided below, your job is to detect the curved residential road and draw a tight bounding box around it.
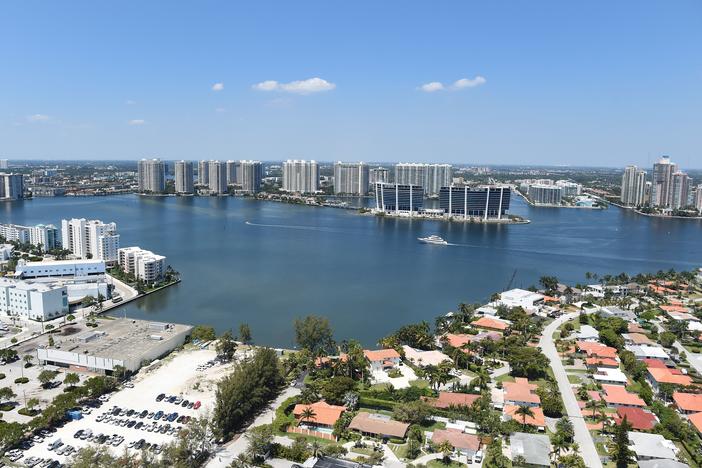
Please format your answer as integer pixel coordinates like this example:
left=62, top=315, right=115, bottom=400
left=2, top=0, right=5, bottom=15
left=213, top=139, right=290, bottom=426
left=540, top=313, right=602, bottom=468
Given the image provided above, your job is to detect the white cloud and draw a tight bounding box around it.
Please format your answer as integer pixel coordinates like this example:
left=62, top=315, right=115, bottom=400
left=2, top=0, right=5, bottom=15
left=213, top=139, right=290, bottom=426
left=452, top=76, right=486, bottom=89
left=212, top=82, right=224, bottom=91
left=27, top=114, right=50, bottom=122
left=126, top=100, right=136, bottom=105
left=252, top=77, right=336, bottom=95
left=128, top=119, right=146, bottom=126
left=420, top=76, right=486, bottom=92
left=420, top=82, right=444, bottom=93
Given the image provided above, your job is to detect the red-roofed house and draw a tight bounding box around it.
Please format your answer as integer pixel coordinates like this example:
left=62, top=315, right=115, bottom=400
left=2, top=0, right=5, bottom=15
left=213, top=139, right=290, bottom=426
left=503, top=378, right=541, bottom=407
left=647, top=367, right=693, bottom=392
left=585, top=357, right=619, bottom=370
left=293, top=401, right=346, bottom=429
left=504, top=405, right=546, bottom=430
left=612, top=407, right=657, bottom=431
left=688, top=412, right=702, bottom=436
left=444, top=334, right=472, bottom=348
left=643, top=358, right=669, bottom=369
left=601, top=385, right=646, bottom=408
left=673, top=392, right=702, bottom=414
left=364, top=349, right=401, bottom=371
left=431, top=429, right=482, bottom=458
left=471, top=317, right=509, bottom=331
left=576, top=341, right=618, bottom=359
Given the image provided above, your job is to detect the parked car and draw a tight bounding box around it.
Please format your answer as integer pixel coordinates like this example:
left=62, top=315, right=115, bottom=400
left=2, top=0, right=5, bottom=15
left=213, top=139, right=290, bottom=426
left=156, top=393, right=165, bottom=402
left=193, top=401, right=201, bottom=410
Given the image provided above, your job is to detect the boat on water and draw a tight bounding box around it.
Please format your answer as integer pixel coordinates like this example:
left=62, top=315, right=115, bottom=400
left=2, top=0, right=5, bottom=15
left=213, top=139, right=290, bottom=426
left=418, top=235, right=448, bottom=245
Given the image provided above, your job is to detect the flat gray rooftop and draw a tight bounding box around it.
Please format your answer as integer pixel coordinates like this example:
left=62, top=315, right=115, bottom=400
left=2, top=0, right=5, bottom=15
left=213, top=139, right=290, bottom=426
left=51, top=318, right=192, bottom=361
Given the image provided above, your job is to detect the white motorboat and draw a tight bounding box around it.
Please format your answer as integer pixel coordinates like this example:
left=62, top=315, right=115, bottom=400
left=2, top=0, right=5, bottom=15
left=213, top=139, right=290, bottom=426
left=418, top=235, right=448, bottom=245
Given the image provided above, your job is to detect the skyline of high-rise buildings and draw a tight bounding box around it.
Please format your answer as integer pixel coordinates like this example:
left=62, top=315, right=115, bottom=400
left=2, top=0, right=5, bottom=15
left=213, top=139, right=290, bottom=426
left=622, top=156, right=694, bottom=210
left=282, top=160, right=319, bottom=193
left=394, top=163, right=452, bottom=196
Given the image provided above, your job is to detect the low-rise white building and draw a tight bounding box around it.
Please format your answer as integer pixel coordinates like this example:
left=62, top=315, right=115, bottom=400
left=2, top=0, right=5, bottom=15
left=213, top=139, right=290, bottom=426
left=14, top=258, right=106, bottom=279
left=37, top=318, right=192, bottom=373
left=593, top=367, right=629, bottom=385
left=0, top=243, right=13, bottom=261
left=0, top=277, right=69, bottom=321
left=117, top=247, right=167, bottom=282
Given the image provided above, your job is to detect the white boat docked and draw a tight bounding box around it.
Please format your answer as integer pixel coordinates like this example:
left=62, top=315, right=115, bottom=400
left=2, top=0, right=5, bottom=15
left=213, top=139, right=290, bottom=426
left=418, top=235, right=448, bottom=245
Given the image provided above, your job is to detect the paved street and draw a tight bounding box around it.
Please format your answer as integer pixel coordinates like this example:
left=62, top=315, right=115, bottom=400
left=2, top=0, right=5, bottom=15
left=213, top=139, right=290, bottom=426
left=540, top=313, right=603, bottom=468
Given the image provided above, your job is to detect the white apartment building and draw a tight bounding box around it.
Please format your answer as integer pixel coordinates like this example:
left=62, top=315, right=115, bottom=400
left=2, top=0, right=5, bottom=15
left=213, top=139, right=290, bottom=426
left=0, top=173, right=24, bottom=200
left=208, top=160, right=228, bottom=194
left=0, top=223, right=59, bottom=250
left=695, top=185, right=702, bottom=212
left=137, top=158, right=166, bottom=193
left=14, top=258, right=106, bottom=279
left=61, top=218, right=120, bottom=262
left=239, top=160, right=263, bottom=193
left=394, top=163, right=452, bottom=196
left=198, top=160, right=209, bottom=185
left=369, top=167, right=389, bottom=185
left=621, top=165, right=647, bottom=207
left=0, top=244, right=13, bottom=261
left=174, top=160, right=194, bottom=194
left=117, top=246, right=167, bottom=282
left=652, top=156, right=678, bottom=207
left=671, top=171, right=691, bottom=209
left=334, top=162, right=369, bottom=195
left=0, top=277, right=69, bottom=321
left=282, top=160, right=319, bottom=193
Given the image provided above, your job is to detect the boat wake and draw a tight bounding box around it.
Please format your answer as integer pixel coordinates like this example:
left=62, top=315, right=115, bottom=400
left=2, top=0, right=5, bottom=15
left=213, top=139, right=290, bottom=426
left=244, top=221, right=344, bottom=233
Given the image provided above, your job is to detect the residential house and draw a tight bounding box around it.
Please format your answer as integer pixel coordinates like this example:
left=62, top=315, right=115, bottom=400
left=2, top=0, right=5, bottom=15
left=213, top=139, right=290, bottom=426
left=503, top=378, right=541, bottom=407
left=430, top=429, right=481, bottom=458
left=503, top=405, right=546, bottom=430
left=293, top=401, right=346, bottom=430
left=672, top=392, right=702, bottom=415
left=626, top=345, right=672, bottom=365
left=585, top=357, right=619, bottom=370
left=364, top=349, right=401, bottom=372
left=647, top=368, right=693, bottom=393
left=593, top=368, right=629, bottom=385
left=423, top=392, right=480, bottom=410
left=348, top=412, right=409, bottom=440
left=471, top=317, right=509, bottom=332
left=612, top=407, right=657, bottom=431
left=623, top=333, right=654, bottom=346
left=509, top=432, right=551, bottom=467
left=598, top=306, right=636, bottom=321
left=687, top=412, right=702, bottom=437
left=601, top=385, right=646, bottom=408
left=402, top=345, right=451, bottom=367
left=576, top=341, right=618, bottom=359
left=628, top=432, right=679, bottom=461
left=637, top=460, right=690, bottom=468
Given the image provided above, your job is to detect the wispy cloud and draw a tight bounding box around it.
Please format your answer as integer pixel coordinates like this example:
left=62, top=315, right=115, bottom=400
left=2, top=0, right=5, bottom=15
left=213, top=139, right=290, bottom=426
left=126, top=100, right=136, bottom=105
left=419, top=76, right=486, bottom=92
left=27, top=114, right=50, bottom=122
left=128, top=119, right=146, bottom=126
left=212, top=82, right=224, bottom=91
left=252, top=77, right=335, bottom=95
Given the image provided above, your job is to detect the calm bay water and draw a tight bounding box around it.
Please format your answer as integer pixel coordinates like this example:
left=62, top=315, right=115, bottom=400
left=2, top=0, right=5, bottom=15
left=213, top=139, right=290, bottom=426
left=2, top=195, right=700, bottom=346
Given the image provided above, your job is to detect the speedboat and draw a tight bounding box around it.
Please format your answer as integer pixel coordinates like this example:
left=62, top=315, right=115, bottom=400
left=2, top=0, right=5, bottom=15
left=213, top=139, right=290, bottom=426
left=418, top=235, right=448, bottom=245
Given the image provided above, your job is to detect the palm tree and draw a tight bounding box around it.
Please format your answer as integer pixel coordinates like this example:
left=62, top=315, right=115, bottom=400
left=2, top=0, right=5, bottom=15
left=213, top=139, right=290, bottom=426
left=300, top=407, right=316, bottom=426
left=437, top=440, right=454, bottom=465
left=515, top=405, right=535, bottom=429
left=551, top=435, right=570, bottom=461
left=310, top=440, right=322, bottom=458
left=585, top=398, right=598, bottom=418
left=474, top=370, right=490, bottom=390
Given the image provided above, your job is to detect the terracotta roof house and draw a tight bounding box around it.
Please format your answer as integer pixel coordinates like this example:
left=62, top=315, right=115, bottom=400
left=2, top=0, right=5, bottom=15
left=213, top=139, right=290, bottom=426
left=628, top=322, right=647, bottom=334
left=423, top=392, right=480, bottom=409
left=576, top=341, right=618, bottom=359
left=647, top=367, right=693, bottom=392
left=504, top=404, right=546, bottom=430
left=431, top=429, right=481, bottom=457
left=364, top=349, right=401, bottom=372
left=585, top=357, right=619, bottom=369
left=612, top=407, right=657, bottom=431
left=661, top=304, right=692, bottom=314
left=293, top=401, right=346, bottom=428
left=503, top=378, right=541, bottom=407
left=623, top=333, right=654, bottom=346
left=443, top=333, right=472, bottom=348
left=688, top=411, right=702, bottom=436
left=673, top=392, right=702, bottom=414
left=601, top=384, right=646, bottom=408
left=643, top=358, right=670, bottom=369
left=348, top=412, right=409, bottom=440
left=315, top=353, right=348, bottom=368
left=471, top=317, right=509, bottom=331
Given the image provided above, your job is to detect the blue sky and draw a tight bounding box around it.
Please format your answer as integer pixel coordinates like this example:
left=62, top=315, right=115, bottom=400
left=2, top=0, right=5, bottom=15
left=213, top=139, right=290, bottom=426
left=1, top=1, right=700, bottom=167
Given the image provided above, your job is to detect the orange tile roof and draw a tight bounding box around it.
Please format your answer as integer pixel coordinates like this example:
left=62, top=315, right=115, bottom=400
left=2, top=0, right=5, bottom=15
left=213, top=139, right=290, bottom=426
left=673, top=392, right=702, bottom=413
left=628, top=323, right=646, bottom=333
left=293, top=401, right=346, bottom=427
left=504, top=405, right=546, bottom=428
left=503, top=378, right=541, bottom=405
left=576, top=341, right=618, bottom=359
left=648, top=367, right=693, bottom=386
left=431, top=429, right=481, bottom=452
left=424, top=392, right=480, bottom=409
left=364, top=349, right=400, bottom=362
left=601, top=385, right=645, bottom=407
left=661, top=304, right=691, bottom=313
left=624, top=333, right=653, bottom=345
left=643, top=358, right=668, bottom=369
left=688, top=412, right=702, bottom=435
left=444, top=333, right=472, bottom=348
left=613, top=407, right=657, bottom=431
left=585, top=357, right=619, bottom=367
left=471, top=317, right=508, bottom=331
left=314, top=353, right=348, bottom=367
left=587, top=390, right=603, bottom=402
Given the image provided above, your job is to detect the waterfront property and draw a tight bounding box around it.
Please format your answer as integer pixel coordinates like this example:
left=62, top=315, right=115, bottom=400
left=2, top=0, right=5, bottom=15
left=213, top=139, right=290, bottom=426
left=117, top=246, right=167, bottom=282
left=373, top=182, right=424, bottom=214
left=292, top=400, right=346, bottom=431
left=438, top=185, right=511, bottom=220
left=363, top=348, right=401, bottom=371
left=0, top=222, right=59, bottom=249
left=0, top=277, right=69, bottom=321
left=36, top=317, right=192, bottom=374
left=348, top=412, right=409, bottom=440
left=14, top=258, right=106, bottom=279
left=61, top=218, right=120, bottom=262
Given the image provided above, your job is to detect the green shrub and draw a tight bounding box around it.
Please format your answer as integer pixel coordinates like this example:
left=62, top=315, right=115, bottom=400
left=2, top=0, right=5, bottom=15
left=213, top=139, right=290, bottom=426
left=14, top=377, right=29, bottom=384
left=358, top=396, right=398, bottom=411
left=0, top=373, right=5, bottom=380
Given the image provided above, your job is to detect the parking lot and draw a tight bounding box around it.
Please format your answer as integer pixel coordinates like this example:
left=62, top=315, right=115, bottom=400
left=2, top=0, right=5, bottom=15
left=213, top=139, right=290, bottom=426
left=17, top=345, right=237, bottom=465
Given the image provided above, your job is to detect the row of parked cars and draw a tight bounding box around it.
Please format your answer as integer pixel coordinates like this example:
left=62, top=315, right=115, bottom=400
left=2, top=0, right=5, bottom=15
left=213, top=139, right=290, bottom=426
left=73, top=429, right=124, bottom=447
left=128, top=438, right=163, bottom=453
left=4, top=452, right=61, bottom=468
left=155, top=393, right=201, bottom=409
left=196, top=357, right=226, bottom=371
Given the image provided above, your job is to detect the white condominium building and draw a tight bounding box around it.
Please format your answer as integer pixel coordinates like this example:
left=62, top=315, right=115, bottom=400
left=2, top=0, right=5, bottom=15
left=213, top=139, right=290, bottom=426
left=0, top=159, right=8, bottom=169
left=0, top=223, right=59, bottom=250
left=621, top=165, right=647, bottom=207
left=198, top=160, right=210, bottom=185
left=226, top=160, right=239, bottom=185
left=369, top=167, right=389, bottom=185
left=394, top=163, right=452, bottom=196
left=670, top=171, right=691, bottom=209
left=174, top=160, right=194, bottom=194
left=695, top=185, right=702, bottom=212
left=117, top=246, right=167, bottom=282
left=0, top=277, right=69, bottom=321
left=334, top=162, right=369, bottom=195
left=239, top=160, right=263, bottom=193
left=61, top=218, right=120, bottom=262
left=137, top=158, right=166, bottom=193
left=282, top=160, right=319, bottom=193
left=651, top=156, right=678, bottom=207
left=0, top=173, right=24, bottom=200
left=208, top=160, right=228, bottom=194
left=527, top=184, right=562, bottom=205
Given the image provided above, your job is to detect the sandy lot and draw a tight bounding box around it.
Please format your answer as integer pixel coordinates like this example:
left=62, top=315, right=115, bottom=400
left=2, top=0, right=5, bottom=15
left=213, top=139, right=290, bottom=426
left=21, top=345, right=238, bottom=464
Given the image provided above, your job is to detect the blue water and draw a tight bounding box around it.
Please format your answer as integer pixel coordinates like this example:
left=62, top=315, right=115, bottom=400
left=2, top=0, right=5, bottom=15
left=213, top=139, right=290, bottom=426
left=1, top=195, right=700, bottom=347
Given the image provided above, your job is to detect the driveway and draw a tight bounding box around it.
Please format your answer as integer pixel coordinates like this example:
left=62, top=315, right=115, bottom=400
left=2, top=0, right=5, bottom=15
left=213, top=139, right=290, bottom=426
left=369, top=365, right=417, bottom=389
left=540, top=313, right=602, bottom=468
